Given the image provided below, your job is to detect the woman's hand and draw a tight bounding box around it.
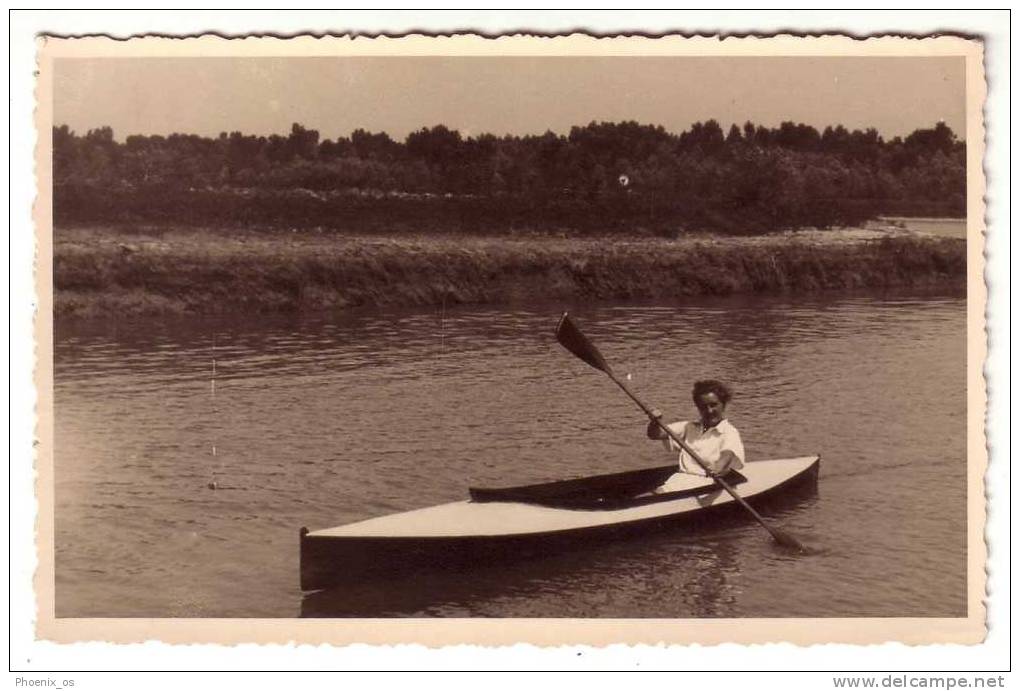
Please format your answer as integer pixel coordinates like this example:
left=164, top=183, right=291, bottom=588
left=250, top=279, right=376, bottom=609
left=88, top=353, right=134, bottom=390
left=646, top=409, right=666, bottom=439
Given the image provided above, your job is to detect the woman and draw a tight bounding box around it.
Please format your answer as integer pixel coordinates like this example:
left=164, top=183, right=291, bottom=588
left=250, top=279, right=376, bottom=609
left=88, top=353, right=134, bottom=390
left=646, top=379, right=745, bottom=493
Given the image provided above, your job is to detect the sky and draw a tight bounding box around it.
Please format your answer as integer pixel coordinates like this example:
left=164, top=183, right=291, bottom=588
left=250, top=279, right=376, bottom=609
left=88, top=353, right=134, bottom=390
left=53, top=56, right=966, bottom=142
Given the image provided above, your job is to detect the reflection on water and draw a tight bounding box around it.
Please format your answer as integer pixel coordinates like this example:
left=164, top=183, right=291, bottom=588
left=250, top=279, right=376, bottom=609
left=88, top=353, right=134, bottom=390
left=54, top=290, right=967, bottom=618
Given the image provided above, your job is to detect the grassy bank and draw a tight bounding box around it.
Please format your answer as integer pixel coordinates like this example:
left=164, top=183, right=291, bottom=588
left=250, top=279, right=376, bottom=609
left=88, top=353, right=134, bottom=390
left=53, top=226, right=967, bottom=318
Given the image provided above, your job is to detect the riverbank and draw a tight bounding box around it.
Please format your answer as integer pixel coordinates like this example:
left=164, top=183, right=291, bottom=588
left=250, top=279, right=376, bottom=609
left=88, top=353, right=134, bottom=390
left=53, top=225, right=967, bottom=318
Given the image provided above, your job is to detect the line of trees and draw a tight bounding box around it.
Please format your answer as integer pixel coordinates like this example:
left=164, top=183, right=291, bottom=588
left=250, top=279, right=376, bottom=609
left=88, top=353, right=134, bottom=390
left=52, top=119, right=966, bottom=235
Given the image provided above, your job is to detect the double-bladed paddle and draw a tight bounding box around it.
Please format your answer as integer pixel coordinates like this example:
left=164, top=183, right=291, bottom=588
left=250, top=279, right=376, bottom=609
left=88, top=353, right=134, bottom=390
left=555, top=312, right=807, bottom=552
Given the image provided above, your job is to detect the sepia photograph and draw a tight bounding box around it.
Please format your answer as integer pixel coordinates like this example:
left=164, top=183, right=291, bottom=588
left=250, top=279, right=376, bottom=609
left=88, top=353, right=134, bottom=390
left=29, top=29, right=989, bottom=649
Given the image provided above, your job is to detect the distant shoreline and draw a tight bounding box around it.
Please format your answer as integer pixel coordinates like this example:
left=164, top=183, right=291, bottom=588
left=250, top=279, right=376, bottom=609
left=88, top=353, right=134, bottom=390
left=53, top=224, right=967, bottom=318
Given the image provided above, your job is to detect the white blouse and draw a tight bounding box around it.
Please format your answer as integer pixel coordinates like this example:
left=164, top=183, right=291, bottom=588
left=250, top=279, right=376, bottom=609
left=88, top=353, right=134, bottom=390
left=661, top=418, right=745, bottom=476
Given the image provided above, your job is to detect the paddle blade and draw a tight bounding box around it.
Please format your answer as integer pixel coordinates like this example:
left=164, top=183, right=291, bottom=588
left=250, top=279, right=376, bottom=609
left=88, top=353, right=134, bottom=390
left=556, top=313, right=612, bottom=374
left=772, top=529, right=809, bottom=553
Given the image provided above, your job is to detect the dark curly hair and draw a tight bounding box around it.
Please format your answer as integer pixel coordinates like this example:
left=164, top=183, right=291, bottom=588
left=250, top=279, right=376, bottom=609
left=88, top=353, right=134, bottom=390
left=692, top=379, right=733, bottom=405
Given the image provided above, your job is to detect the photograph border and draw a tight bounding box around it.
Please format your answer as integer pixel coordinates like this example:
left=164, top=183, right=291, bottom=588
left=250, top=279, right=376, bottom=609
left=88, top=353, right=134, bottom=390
left=18, top=20, right=998, bottom=658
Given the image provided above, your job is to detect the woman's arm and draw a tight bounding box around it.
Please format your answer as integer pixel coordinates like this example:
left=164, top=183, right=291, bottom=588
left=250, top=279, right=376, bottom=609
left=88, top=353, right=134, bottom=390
left=711, top=449, right=740, bottom=475
left=712, top=426, right=745, bottom=474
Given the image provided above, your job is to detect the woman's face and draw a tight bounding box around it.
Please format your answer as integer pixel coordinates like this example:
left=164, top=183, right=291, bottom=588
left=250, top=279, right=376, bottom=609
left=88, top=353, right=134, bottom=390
left=695, top=392, right=726, bottom=428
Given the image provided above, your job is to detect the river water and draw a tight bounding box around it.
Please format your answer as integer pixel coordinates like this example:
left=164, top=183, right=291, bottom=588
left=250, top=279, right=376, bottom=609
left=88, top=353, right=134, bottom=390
left=53, top=290, right=968, bottom=618
left=878, top=217, right=967, bottom=238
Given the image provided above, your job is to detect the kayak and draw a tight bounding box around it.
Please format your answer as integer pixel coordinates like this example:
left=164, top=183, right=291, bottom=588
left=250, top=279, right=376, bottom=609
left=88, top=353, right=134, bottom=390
left=300, top=455, right=820, bottom=591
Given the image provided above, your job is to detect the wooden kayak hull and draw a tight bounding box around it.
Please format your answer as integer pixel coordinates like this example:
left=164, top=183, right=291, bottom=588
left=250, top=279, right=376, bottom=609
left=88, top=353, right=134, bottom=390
left=300, top=455, right=819, bottom=592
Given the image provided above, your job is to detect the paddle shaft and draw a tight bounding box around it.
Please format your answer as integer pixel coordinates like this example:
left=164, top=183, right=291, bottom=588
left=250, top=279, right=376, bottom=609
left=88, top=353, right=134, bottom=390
left=603, top=370, right=786, bottom=538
